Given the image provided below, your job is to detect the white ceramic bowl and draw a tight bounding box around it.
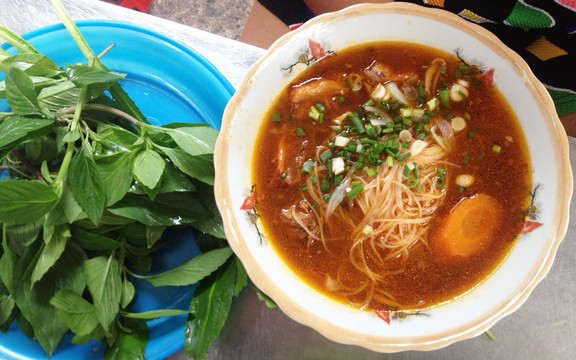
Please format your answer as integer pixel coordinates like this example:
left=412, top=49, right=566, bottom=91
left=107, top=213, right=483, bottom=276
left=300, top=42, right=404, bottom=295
left=214, top=3, right=573, bottom=352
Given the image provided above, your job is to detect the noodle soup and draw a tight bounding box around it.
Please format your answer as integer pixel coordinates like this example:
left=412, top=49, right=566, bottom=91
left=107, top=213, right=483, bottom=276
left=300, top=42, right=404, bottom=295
left=253, top=42, right=532, bottom=311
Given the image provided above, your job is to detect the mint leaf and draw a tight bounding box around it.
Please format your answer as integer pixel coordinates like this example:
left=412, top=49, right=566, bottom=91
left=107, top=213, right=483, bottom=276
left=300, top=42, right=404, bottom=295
left=0, top=180, right=58, bottom=225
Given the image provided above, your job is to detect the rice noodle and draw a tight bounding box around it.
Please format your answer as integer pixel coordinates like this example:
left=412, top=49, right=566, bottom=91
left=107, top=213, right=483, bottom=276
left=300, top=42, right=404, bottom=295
left=299, top=138, right=452, bottom=308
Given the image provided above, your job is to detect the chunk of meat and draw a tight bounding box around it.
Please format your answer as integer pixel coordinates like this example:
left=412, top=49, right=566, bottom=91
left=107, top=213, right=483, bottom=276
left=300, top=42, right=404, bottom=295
left=291, top=78, right=346, bottom=105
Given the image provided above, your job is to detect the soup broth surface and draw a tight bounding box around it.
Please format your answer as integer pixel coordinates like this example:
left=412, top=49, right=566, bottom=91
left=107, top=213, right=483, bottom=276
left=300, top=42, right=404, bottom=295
left=253, top=42, right=532, bottom=311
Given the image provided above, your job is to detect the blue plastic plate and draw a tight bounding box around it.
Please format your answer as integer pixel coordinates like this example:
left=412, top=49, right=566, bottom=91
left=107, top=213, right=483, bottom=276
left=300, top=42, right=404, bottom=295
left=0, top=20, right=234, bottom=359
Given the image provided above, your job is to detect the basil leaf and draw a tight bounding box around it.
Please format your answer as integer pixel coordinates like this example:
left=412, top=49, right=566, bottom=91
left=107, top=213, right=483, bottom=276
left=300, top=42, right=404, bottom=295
left=0, top=115, right=54, bottom=149
left=0, top=295, right=15, bottom=327
left=121, top=309, right=188, bottom=320
left=66, top=65, right=125, bottom=87
left=5, top=67, right=42, bottom=115
left=13, top=242, right=86, bottom=356
left=159, top=147, right=215, bottom=185
left=108, top=192, right=208, bottom=227
left=95, top=152, right=134, bottom=206
left=1, top=53, right=60, bottom=77
left=0, top=75, right=56, bottom=98
left=133, top=148, right=165, bottom=190
left=4, top=217, right=44, bottom=246
left=104, top=318, right=149, bottom=360
left=68, top=148, right=106, bottom=225
left=30, top=223, right=70, bottom=285
left=96, top=124, right=139, bottom=151
left=37, top=79, right=76, bottom=101
left=50, top=288, right=100, bottom=337
left=190, top=182, right=225, bottom=239
left=70, top=227, right=121, bottom=251
left=120, top=278, right=135, bottom=309
left=161, top=126, right=219, bottom=156
left=0, top=240, right=17, bottom=293
left=84, top=254, right=122, bottom=333
left=234, top=257, right=248, bottom=297
left=141, top=247, right=232, bottom=287
left=185, top=257, right=236, bottom=360
left=0, top=180, right=59, bottom=225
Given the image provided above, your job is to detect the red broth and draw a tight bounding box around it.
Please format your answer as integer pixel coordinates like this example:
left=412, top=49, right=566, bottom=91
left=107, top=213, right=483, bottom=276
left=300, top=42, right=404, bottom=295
left=252, top=42, right=532, bottom=311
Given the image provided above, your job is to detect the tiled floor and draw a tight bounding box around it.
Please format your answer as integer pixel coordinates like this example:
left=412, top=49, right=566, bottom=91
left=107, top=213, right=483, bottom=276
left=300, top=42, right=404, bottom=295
left=102, top=0, right=255, bottom=40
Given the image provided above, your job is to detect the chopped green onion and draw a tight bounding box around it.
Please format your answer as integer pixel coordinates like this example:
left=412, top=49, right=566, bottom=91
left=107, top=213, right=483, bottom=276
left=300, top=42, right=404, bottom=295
left=349, top=112, right=366, bottom=134
left=331, top=125, right=342, bottom=132
left=403, top=165, right=411, bottom=177
left=311, top=176, right=318, bottom=184
left=457, top=90, right=467, bottom=99
left=309, top=106, right=321, bottom=120
left=492, top=144, right=502, bottom=153
left=398, top=152, right=412, bottom=162
left=439, top=88, right=450, bottom=107
left=387, top=155, right=394, bottom=167
left=281, top=172, right=287, bottom=179
left=366, top=125, right=377, bottom=138
left=468, top=130, right=474, bottom=138
left=318, top=112, right=324, bottom=124
left=406, top=178, right=418, bottom=188
left=366, top=167, right=376, bottom=177
left=441, top=65, right=447, bottom=74
left=402, top=140, right=410, bottom=149
left=297, top=127, right=305, bottom=136
left=301, top=159, right=314, bottom=174
left=321, top=179, right=331, bottom=192
left=347, top=184, right=364, bottom=200
left=320, top=149, right=333, bottom=163
left=323, top=194, right=331, bottom=202
left=273, top=112, right=281, bottom=122
left=412, top=167, right=419, bottom=179
left=338, top=95, right=345, bottom=103
left=479, top=151, right=485, bottom=160
left=315, top=103, right=325, bottom=112
left=351, top=180, right=363, bottom=187
left=302, top=183, right=308, bottom=191
left=463, top=155, right=470, bottom=165
left=333, top=174, right=344, bottom=186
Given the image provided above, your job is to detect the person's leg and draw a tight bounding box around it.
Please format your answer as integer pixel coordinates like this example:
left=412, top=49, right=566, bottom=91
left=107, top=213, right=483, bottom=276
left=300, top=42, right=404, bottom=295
left=240, top=1, right=290, bottom=48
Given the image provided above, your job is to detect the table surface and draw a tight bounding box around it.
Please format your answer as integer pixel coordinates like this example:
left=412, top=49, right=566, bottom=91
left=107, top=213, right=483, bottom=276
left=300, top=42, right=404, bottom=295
left=2, top=1, right=575, bottom=359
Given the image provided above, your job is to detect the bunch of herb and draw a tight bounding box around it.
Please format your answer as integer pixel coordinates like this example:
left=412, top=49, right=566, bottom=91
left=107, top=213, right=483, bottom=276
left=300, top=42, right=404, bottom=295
left=0, top=0, right=248, bottom=358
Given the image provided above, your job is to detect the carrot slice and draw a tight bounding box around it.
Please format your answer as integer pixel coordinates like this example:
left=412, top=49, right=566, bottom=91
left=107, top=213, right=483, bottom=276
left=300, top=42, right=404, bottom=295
left=435, top=193, right=503, bottom=258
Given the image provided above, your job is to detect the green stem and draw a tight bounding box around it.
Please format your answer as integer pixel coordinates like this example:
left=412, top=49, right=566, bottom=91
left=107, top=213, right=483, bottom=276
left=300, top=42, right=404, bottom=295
left=55, top=86, right=88, bottom=187
left=50, top=0, right=99, bottom=67
left=0, top=25, right=40, bottom=54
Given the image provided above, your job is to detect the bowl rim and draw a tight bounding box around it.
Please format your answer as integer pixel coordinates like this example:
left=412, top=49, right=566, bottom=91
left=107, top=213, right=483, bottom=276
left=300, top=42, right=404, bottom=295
left=215, top=2, right=573, bottom=352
